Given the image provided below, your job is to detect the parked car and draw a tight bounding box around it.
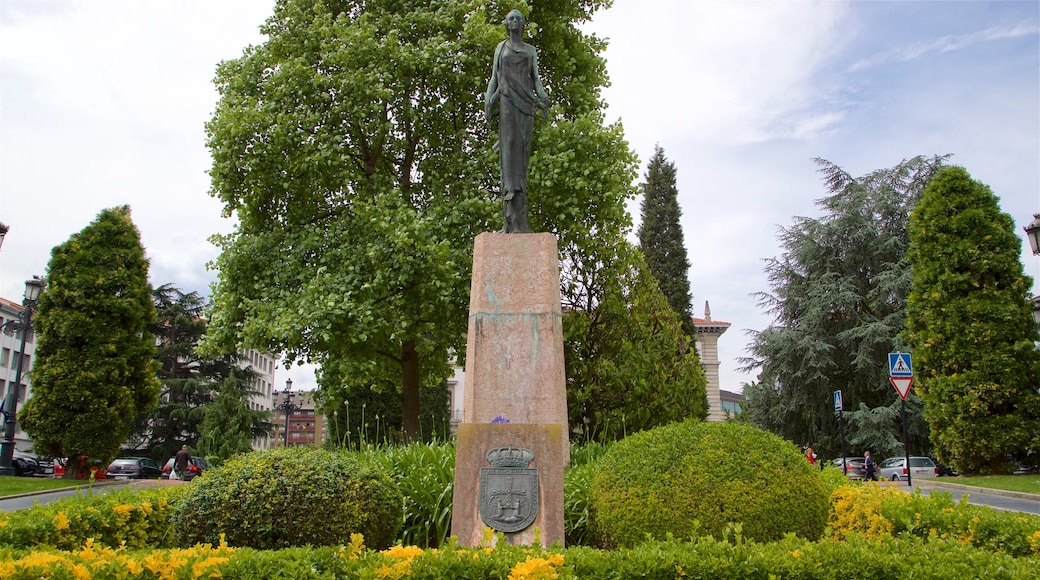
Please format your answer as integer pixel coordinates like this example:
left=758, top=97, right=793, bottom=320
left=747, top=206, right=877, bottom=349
left=11, top=451, right=41, bottom=477
left=929, top=455, right=957, bottom=477
left=161, top=456, right=211, bottom=481
left=831, top=457, right=866, bottom=479
left=878, top=456, right=938, bottom=481
left=53, top=456, right=108, bottom=480
left=106, top=457, right=163, bottom=480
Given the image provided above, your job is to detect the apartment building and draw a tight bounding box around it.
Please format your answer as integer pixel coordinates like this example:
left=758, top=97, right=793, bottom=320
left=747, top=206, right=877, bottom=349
left=0, top=297, right=35, bottom=451
left=239, top=348, right=279, bottom=450
left=271, top=389, right=327, bottom=448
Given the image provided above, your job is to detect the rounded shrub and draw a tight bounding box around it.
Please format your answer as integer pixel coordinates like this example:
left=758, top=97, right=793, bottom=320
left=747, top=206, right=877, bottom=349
left=171, top=447, right=402, bottom=549
left=589, top=420, right=829, bottom=547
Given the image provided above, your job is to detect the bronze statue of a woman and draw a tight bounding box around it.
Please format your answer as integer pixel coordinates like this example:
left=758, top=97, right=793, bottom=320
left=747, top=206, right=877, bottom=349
left=485, top=9, right=549, bottom=233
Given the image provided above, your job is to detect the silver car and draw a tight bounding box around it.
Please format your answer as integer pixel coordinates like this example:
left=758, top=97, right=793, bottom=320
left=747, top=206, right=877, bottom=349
left=878, top=456, right=938, bottom=481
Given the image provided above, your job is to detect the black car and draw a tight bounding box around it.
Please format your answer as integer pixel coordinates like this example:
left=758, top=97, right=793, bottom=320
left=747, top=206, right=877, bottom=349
left=929, top=456, right=957, bottom=477
left=107, top=457, right=163, bottom=480
left=11, top=451, right=40, bottom=477
left=161, top=456, right=211, bottom=481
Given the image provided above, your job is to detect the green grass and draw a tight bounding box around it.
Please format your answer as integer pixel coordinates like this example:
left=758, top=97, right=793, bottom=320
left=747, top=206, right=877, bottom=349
left=0, top=477, right=93, bottom=497
left=942, top=474, right=1040, bottom=495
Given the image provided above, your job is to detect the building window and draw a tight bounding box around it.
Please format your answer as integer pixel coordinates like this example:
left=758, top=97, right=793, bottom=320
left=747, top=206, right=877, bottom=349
left=0, top=348, right=8, bottom=367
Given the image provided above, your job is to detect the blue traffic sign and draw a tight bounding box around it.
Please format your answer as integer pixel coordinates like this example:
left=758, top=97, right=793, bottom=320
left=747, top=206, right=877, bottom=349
left=889, top=353, right=913, bottom=377
left=833, top=390, right=843, bottom=411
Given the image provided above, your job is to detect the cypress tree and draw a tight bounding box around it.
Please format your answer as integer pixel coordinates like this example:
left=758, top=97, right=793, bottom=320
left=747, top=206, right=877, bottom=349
left=904, top=166, right=1040, bottom=473
left=638, top=145, right=695, bottom=336
left=20, top=206, right=160, bottom=478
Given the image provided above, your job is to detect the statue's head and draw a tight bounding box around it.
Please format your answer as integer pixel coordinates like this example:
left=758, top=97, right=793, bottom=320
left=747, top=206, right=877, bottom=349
left=504, top=9, right=525, bottom=28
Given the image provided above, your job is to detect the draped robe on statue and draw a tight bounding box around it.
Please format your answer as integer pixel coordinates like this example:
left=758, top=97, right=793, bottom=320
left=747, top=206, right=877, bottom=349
left=487, top=39, right=548, bottom=233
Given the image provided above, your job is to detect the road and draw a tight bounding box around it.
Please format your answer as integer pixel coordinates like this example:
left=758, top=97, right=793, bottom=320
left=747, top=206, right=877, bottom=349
left=889, top=478, right=1040, bottom=515
left=1, top=478, right=1036, bottom=515
left=0, top=480, right=149, bottom=512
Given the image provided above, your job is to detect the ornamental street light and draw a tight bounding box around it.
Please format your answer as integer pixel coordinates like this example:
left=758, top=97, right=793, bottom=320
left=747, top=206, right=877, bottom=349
left=0, top=222, right=9, bottom=251
left=274, top=378, right=302, bottom=448
left=1025, top=213, right=1040, bottom=256
left=0, top=277, right=45, bottom=476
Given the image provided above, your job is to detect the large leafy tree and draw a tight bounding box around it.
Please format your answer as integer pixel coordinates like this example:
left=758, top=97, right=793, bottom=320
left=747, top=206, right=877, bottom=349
left=565, top=242, right=707, bottom=442
left=637, top=145, right=695, bottom=336
left=903, top=166, right=1040, bottom=473
left=201, top=0, right=637, bottom=439
left=742, top=156, right=947, bottom=458
left=21, top=206, right=160, bottom=478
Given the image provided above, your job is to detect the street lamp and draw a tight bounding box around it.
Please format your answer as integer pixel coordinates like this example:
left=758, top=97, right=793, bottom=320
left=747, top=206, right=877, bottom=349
left=0, top=222, right=8, bottom=251
left=0, top=277, right=45, bottom=476
left=274, top=378, right=302, bottom=448
left=1025, top=213, right=1040, bottom=256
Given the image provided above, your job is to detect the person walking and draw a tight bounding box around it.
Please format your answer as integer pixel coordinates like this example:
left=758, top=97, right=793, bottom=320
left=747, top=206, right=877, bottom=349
left=174, top=445, right=191, bottom=481
left=863, top=451, right=877, bottom=481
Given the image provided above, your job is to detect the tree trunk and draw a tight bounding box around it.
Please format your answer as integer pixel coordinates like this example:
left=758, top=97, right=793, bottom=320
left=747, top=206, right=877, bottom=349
left=400, top=339, right=421, bottom=442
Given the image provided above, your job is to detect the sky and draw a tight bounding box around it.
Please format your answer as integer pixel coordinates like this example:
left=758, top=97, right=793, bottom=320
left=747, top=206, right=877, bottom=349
left=2, top=1, right=1038, bottom=394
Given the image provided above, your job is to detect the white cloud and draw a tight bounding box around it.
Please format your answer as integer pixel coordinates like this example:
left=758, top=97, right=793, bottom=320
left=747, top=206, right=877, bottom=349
left=849, top=21, right=1040, bottom=71
left=586, top=0, right=850, bottom=150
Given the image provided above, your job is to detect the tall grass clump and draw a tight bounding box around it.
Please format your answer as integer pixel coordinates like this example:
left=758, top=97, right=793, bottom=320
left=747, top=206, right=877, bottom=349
left=362, top=441, right=456, bottom=548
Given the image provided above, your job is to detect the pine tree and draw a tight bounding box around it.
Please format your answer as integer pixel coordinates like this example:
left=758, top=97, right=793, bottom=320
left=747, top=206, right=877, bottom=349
left=637, top=145, right=695, bottom=336
left=743, top=156, right=947, bottom=458
left=20, top=206, right=160, bottom=478
left=196, top=367, right=268, bottom=461
left=904, top=166, right=1040, bottom=473
left=134, top=284, right=213, bottom=461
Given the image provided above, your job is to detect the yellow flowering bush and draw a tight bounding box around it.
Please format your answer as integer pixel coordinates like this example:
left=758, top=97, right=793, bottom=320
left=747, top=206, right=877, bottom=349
left=827, top=485, right=900, bottom=541
left=0, top=532, right=1035, bottom=578
left=0, top=538, right=235, bottom=579
left=828, top=485, right=1040, bottom=557
left=0, top=486, right=183, bottom=550
left=508, top=554, right=565, bottom=580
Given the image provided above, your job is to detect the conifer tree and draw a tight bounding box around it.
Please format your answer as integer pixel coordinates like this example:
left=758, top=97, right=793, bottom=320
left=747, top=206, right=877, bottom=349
left=196, top=368, right=267, bottom=460
left=638, top=145, right=695, bottom=336
left=904, top=166, right=1040, bottom=473
left=743, top=156, right=947, bottom=457
left=20, top=206, right=160, bottom=478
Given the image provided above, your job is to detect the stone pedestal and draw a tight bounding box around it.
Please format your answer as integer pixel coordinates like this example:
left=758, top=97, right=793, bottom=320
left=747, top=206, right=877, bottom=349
left=451, top=423, right=566, bottom=547
left=451, top=232, right=569, bottom=547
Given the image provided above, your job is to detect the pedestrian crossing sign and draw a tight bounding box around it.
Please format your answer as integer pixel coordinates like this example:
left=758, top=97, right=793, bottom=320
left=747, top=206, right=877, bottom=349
left=888, top=353, right=913, bottom=377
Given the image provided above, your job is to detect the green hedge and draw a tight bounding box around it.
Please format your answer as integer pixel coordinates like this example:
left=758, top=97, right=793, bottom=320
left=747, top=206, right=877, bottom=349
left=591, top=421, right=830, bottom=546
left=0, top=485, right=182, bottom=550
left=1, top=534, right=1035, bottom=578
left=170, top=447, right=402, bottom=550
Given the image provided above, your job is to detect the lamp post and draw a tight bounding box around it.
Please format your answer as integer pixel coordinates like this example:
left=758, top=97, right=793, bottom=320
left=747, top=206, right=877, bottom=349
left=274, top=378, right=302, bottom=448
left=0, top=277, right=45, bottom=476
left=1026, top=214, right=1040, bottom=330
left=1025, top=214, right=1040, bottom=256
left=0, top=222, right=9, bottom=251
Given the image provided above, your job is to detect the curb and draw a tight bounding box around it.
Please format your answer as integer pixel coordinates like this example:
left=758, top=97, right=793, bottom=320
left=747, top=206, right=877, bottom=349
left=916, top=479, right=1040, bottom=502
left=0, top=479, right=132, bottom=501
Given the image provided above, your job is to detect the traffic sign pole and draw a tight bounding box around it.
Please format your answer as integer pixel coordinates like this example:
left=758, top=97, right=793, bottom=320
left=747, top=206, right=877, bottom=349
left=889, top=353, right=914, bottom=487
left=834, top=390, right=846, bottom=476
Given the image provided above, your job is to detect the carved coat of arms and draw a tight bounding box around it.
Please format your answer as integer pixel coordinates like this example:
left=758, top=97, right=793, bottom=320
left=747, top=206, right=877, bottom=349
left=479, top=446, right=538, bottom=533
